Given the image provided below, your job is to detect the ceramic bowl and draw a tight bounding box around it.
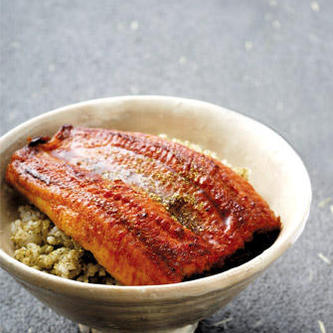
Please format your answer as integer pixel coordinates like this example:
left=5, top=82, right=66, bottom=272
left=0, top=96, right=311, bottom=333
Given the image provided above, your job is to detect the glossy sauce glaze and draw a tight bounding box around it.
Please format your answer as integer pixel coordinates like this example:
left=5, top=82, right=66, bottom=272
left=6, top=125, right=281, bottom=285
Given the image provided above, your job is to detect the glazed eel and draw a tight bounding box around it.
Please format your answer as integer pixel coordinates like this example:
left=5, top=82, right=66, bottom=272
left=6, top=125, right=281, bottom=285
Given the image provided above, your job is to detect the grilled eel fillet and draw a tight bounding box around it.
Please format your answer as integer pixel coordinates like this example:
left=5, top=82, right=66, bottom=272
left=6, top=125, right=281, bottom=285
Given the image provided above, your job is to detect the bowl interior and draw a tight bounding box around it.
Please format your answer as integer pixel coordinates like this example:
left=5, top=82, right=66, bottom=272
left=0, top=96, right=311, bottom=295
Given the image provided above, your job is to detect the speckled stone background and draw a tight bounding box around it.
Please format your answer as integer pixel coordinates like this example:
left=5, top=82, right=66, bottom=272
left=1, top=1, right=332, bottom=332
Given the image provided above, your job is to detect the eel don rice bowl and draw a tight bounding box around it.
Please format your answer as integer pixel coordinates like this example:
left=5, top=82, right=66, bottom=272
left=6, top=126, right=281, bottom=286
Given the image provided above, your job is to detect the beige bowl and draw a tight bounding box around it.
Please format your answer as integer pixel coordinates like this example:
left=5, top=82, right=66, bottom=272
left=0, top=96, right=311, bottom=333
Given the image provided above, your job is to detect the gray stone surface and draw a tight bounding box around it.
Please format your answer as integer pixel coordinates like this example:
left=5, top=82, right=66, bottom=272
left=0, top=0, right=332, bottom=332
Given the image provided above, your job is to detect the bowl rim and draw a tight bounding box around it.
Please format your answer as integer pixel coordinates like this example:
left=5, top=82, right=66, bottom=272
left=0, top=95, right=312, bottom=300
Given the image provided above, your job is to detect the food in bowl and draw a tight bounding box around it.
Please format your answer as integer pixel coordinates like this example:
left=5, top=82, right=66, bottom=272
left=11, top=205, right=117, bottom=284
left=6, top=125, right=281, bottom=286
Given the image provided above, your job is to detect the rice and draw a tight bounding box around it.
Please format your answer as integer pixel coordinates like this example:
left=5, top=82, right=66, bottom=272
left=159, top=134, right=250, bottom=181
left=11, top=205, right=117, bottom=284
left=10, top=137, right=249, bottom=283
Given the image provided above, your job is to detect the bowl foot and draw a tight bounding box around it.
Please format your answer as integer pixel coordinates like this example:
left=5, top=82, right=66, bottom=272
left=78, top=322, right=198, bottom=333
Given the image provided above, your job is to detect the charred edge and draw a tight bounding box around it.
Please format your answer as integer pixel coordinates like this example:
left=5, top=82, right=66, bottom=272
left=28, top=136, right=50, bottom=147
left=55, top=124, right=73, bottom=140
left=25, top=167, right=51, bottom=185
left=220, top=228, right=280, bottom=271
left=184, top=228, right=281, bottom=281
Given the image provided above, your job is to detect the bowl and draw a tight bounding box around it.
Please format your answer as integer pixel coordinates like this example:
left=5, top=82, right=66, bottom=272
left=0, top=96, right=311, bottom=332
